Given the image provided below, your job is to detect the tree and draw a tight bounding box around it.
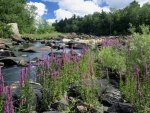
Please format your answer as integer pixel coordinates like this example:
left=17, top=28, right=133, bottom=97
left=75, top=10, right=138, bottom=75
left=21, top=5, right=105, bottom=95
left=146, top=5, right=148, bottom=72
left=0, top=0, right=36, bottom=34
left=53, top=1, right=150, bottom=36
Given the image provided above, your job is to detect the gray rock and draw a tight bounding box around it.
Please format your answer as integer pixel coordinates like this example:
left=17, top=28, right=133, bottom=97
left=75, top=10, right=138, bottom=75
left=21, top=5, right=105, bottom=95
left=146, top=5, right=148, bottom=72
left=22, top=47, right=37, bottom=53
left=10, top=81, right=42, bottom=111
left=0, top=57, right=27, bottom=67
left=102, top=85, right=122, bottom=107
left=0, top=50, right=16, bottom=58
left=107, top=102, right=134, bottom=113
left=8, top=23, right=24, bottom=43
left=73, top=100, right=103, bottom=113
left=51, top=100, right=68, bottom=111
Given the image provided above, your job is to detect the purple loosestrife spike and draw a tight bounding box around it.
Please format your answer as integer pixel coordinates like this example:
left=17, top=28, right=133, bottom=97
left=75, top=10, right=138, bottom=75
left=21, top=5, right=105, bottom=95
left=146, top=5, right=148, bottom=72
left=73, top=56, right=79, bottom=71
left=19, top=69, right=23, bottom=87
left=28, top=59, right=32, bottom=72
left=0, top=66, right=4, bottom=94
left=7, top=86, right=12, bottom=99
left=133, top=63, right=140, bottom=91
left=4, top=101, right=8, bottom=113
left=52, top=70, right=58, bottom=80
left=21, top=97, right=26, bottom=106
left=10, top=100, right=14, bottom=113
left=46, top=59, right=50, bottom=69
left=89, top=59, right=94, bottom=76
left=24, top=67, right=27, bottom=80
left=70, top=46, right=74, bottom=55
left=37, top=58, right=40, bottom=67
left=138, top=89, right=144, bottom=99
left=7, top=86, right=14, bottom=113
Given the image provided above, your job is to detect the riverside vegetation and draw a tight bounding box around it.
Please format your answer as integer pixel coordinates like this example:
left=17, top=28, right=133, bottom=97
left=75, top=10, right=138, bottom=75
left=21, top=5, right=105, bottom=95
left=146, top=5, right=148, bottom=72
left=99, top=25, right=150, bottom=113
left=0, top=26, right=150, bottom=113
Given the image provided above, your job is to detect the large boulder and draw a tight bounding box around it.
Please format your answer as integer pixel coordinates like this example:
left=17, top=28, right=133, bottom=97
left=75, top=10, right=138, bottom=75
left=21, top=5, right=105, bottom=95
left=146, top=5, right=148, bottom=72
left=8, top=23, right=24, bottom=42
left=0, top=57, right=26, bottom=67
left=10, top=81, right=43, bottom=111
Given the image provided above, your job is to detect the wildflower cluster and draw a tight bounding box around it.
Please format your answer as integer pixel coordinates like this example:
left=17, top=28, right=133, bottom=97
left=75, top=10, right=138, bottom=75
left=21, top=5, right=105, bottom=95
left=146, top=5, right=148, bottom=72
left=36, top=47, right=100, bottom=112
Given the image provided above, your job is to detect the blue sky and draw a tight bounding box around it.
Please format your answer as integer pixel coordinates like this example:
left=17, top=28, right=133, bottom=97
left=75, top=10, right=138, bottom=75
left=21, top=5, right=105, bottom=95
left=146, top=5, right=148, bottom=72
left=27, top=0, right=150, bottom=23
left=28, top=0, right=59, bottom=19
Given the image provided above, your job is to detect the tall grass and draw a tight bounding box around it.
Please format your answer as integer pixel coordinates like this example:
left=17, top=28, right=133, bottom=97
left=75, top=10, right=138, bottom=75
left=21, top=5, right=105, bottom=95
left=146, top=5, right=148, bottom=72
left=99, top=25, right=150, bottom=112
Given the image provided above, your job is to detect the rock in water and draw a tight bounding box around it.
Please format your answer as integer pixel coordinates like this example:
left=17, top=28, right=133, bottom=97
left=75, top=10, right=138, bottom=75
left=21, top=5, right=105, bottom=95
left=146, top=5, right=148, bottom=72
left=8, top=23, right=24, bottom=42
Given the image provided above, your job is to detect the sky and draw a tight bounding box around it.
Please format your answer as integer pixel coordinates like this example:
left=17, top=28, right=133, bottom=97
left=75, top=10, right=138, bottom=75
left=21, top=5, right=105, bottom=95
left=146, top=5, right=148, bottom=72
left=27, top=0, right=150, bottom=23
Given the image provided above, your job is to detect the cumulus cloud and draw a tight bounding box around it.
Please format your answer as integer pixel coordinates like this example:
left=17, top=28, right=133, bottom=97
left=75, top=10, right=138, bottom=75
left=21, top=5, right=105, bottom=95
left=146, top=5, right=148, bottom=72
left=96, top=0, right=150, bottom=9
left=43, top=0, right=150, bottom=22
left=27, top=2, right=48, bottom=17
left=51, top=0, right=110, bottom=21
left=54, top=9, right=74, bottom=20
left=137, top=0, right=150, bottom=6
left=47, top=19, right=56, bottom=25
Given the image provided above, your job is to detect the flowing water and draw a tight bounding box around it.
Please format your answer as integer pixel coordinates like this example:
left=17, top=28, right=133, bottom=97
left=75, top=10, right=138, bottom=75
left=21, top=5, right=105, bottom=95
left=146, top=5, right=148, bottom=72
left=2, top=41, right=81, bottom=85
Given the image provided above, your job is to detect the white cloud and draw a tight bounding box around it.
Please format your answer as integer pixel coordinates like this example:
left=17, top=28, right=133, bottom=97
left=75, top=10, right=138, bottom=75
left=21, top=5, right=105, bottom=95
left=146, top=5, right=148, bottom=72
left=27, top=2, right=48, bottom=17
left=54, top=9, right=74, bottom=20
left=52, top=0, right=110, bottom=21
left=97, top=0, right=150, bottom=9
left=47, top=19, right=56, bottom=25
left=45, top=0, right=150, bottom=21
left=137, top=0, right=150, bottom=6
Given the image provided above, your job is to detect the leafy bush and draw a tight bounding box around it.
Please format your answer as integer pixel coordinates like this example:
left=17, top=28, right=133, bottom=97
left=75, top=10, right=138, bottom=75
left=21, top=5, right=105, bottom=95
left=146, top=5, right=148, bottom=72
left=99, top=47, right=126, bottom=72
left=37, top=25, right=55, bottom=34
left=0, top=22, right=12, bottom=38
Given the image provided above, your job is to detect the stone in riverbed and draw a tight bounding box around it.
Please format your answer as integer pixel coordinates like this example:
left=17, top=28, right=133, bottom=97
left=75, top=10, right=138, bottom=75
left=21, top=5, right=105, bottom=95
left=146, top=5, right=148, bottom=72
left=22, top=47, right=37, bottom=53
left=0, top=50, right=16, bottom=58
left=0, top=57, right=26, bottom=67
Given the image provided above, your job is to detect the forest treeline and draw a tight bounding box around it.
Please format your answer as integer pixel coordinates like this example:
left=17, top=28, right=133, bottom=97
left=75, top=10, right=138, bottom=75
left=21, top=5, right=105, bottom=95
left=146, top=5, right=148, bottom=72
left=53, top=1, right=150, bottom=36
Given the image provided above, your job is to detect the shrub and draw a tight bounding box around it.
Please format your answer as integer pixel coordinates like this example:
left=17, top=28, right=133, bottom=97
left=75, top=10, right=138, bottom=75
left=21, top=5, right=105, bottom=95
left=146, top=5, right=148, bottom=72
left=99, top=47, right=126, bottom=72
left=0, top=22, right=12, bottom=39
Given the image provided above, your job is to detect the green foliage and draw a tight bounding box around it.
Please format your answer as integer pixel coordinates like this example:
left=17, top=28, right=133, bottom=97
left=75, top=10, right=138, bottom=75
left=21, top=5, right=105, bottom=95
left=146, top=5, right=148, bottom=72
left=0, top=22, right=12, bottom=38
left=97, top=26, right=150, bottom=112
left=19, top=80, right=34, bottom=113
left=120, top=25, right=150, bottom=112
left=99, top=47, right=126, bottom=72
left=0, top=0, right=36, bottom=34
left=0, top=96, right=3, bottom=112
left=37, top=25, right=55, bottom=34
left=54, top=1, right=150, bottom=35
left=128, top=25, right=150, bottom=71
